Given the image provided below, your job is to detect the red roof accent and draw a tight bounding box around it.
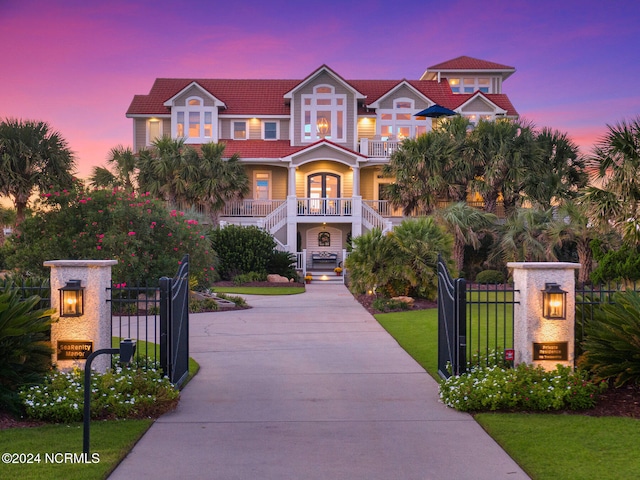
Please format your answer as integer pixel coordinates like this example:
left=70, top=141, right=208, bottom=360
left=205, top=139, right=365, bottom=160
left=427, top=56, right=515, bottom=71
left=217, top=140, right=303, bottom=159
left=127, top=79, right=299, bottom=116
left=449, top=91, right=518, bottom=117
left=127, top=78, right=463, bottom=117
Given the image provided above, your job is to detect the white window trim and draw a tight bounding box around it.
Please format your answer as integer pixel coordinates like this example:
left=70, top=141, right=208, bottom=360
left=171, top=96, right=216, bottom=143
left=262, top=120, right=279, bottom=140
left=451, top=77, right=492, bottom=94
left=377, top=98, right=430, bottom=140
left=301, top=85, right=347, bottom=143
left=233, top=121, right=248, bottom=140
left=146, top=118, right=163, bottom=146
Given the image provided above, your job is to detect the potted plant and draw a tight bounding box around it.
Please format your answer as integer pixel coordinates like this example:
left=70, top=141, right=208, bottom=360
left=334, top=267, right=343, bottom=276
left=304, top=273, right=313, bottom=284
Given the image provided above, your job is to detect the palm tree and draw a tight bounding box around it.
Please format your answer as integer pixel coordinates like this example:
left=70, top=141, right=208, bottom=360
left=0, top=118, right=75, bottom=225
left=497, top=207, right=555, bottom=263
left=189, top=142, right=249, bottom=225
left=433, top=202, right=496, bottom=274
left=390, top=218, right=453, bottom=299
left=547, top=200, right=598, bottom=284
left=89, top=145, right=137, bottom=190
left=381, top=124, right=471, bottom=215
left=582, top=117, right=640, bottom=245
left=345, top=228, right=399, bottom=295
left=136, top=137, right=188, bottom=205
left=468, top=119, right=538, bottom=217
left=524, top=127, right=587, bottom=210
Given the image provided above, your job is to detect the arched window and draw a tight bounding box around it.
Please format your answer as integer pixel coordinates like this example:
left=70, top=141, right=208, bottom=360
left=175, top=96, right=214, bottom=142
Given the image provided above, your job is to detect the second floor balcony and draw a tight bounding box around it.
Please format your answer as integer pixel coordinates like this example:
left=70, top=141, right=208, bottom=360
left=359, top=138, right=400, bottom=158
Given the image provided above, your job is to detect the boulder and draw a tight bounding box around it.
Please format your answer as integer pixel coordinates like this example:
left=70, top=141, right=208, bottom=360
left=267, top=274, right=290, bottom=283
left=392, top=296, right=415, bottom=306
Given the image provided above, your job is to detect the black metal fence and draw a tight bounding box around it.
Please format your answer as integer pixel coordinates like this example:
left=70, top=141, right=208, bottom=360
left=465, top=283, right=519, bottom=368
left=108, top=284, right=162, bottom=366
left=1, top=278, right=51, bottom=310
left=574, top=282, right=640, bottom=354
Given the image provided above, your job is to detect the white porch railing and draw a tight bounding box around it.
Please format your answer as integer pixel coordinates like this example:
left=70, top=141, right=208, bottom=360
left=362, top=201, right=393, bottom=234
left=221, top=199, right=284, bottom=217
left=296, top=198, right=352, bottom=216
left=262, top=201, right=288, bottom=233
left=362, top=200, right=399, bottom=217
left=359, top=138, right=400, bottom=158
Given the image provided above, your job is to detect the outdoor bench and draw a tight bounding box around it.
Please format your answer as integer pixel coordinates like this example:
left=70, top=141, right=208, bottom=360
left=311, top=252, right=338, bottom=266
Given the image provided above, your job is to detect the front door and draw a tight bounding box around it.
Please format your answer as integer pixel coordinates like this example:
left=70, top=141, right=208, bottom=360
left=308, top=173, right=340, bottom=214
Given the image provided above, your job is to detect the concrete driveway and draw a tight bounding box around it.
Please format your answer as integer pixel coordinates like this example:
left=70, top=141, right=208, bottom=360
left=109, top=284, right=528, bottom=480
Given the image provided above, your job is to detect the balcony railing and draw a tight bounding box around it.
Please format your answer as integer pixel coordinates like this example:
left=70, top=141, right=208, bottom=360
left=297, top=198, right=352, bottom=216
left=363, top=199, right=505, bottom=218
left=221, top=199, right=284, bottom=217
left=359, top=138, right=400, bottom=158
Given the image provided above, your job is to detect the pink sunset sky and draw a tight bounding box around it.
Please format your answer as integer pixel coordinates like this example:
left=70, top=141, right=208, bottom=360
left=1, top=0, right=639, bottom=179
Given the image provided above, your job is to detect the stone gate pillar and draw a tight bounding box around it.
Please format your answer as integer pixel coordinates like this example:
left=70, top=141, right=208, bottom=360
left=45, top=260, right=117, bottom=372
left=507, top=262, right=581, bottom=370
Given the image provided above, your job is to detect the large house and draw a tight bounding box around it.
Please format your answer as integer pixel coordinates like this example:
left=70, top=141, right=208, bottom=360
left=126, top=56, right=518, bottom=269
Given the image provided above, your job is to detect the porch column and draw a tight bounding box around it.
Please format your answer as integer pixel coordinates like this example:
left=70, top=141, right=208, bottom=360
left=45, top=259, right=117, bottom=373
left=352, top=196, right=362, bottom=238
left=286, top=195, right=297, bottom=253
left=288, top=165, right=296, bottom=196
left=507, top=262, right=581, bottom=371
left=352, top=165, right=360, bottom=196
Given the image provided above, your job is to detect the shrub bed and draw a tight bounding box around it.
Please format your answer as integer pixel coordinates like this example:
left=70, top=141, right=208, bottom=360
left=19, top=358, right=179, bottom=423
left=440, top=362, right=607, bottom=412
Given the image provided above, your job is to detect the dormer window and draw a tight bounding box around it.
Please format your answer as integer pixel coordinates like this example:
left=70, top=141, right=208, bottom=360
left=377, top=98, right=427, bottom=140
left=302, top=85, right=346, bottom=143
left=449, top=77, right=491, bottom=94
left=174, top=96, right=214, bottom=143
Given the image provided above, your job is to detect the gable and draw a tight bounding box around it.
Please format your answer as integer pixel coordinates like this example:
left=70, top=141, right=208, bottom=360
left=289, top=143, right=362, bottom=167
left=162, top=81, right=225, bottom=109
left=460, top=97, right=495, bottom=113
left=372, top=83, right=431, bottom=110
left=171, top=84, right=219, bottom=107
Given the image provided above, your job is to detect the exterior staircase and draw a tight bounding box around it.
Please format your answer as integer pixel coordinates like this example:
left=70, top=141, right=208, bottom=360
left=306, top=269, right=345, bottom=285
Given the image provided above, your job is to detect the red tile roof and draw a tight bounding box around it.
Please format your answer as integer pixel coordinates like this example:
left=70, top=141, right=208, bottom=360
left=127, top=77, right=479, bottom=116
left=217, top=140, right=303, bottom=158
left=449, top=92, right=518, bottom=116
left=427, top=56, right=515, bottom=71
left=209, top=139, right=365, bottom=160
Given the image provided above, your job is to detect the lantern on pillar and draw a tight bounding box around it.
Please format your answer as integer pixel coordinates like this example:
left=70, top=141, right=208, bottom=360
left=541, top=282, right=566, bottom=319
left=59, top=279, right=84, bottom=317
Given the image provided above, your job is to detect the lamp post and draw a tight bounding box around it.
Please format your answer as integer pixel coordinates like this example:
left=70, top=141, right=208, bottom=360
left=83, top=339, right=136, bottom=455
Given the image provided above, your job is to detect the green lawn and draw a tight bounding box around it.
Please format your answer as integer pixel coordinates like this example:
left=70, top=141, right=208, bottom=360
left=375, top=307, right=640, bottom=480
left=0, top=339, right=199, bottom=480
left=0, top=419, right=152, bottom=480
left=211, top=286, right=305, bottom=295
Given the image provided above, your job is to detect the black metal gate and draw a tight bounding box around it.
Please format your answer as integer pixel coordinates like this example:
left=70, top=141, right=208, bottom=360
left=160, top=255, right=190, bottom=388
left=437, top=255, right=466, bottom=379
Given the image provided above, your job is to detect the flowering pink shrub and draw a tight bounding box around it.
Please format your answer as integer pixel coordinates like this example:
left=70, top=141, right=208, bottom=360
left=5, top=188, right=218, bottom=287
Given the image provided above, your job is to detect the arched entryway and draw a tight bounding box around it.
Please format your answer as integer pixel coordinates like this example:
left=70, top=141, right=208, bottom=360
left=308, top=172, right=340, bottom=215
